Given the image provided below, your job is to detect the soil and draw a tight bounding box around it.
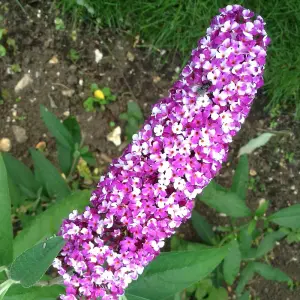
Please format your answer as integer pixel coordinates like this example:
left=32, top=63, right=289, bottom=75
left=0, top=1, right=300, bottom=300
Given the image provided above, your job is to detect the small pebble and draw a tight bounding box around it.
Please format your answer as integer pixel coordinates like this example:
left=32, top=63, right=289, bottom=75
left=63, top=111, right=70, bottom=117
left=0, top=138, right=12, bottom=152
left=126, top=51, right=135, bottom=62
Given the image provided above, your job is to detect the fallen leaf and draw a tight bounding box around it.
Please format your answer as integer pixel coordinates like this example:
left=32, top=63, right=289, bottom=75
left=107, top=126, right=122, bottom=146
left=15, top=74, right=33, bottom=93
left=238, top=133, right=274, bottom=156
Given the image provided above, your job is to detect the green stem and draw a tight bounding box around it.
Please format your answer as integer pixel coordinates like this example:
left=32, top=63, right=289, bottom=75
left=0, top=279, right=16, bottom=299
left=66, top=155, right=80, bottom=183
left=34, top=276, right=64, bottom=287
left=219, top=234, right=233, bottom=247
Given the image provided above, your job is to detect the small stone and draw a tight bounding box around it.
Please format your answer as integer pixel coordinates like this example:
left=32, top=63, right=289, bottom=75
left=160, top=49, right=166, bottom=56
left=62, top=89, right=75, bottom=98
left=67, top=75, right=78, bottom=86
left=63, top=111, right=70, bottom=117
left=175, top=67, right=181, bottom=73
left=249, top=169, right=257, bottom=176
left=12, top=125, right=28, bottom=143
left=79, top=79, right=84, bottom=86
left=107, top=126, right=122, bottom=146
left=153, top=76, right=161, bottom=83
left=48, top=55, right=59, bottom=64
left=35, top=141, right=46, bottom=151
left=0, top=138, right=12, bottom=152
left=94, top=49, right=103, bottom=63
left=15, top=74, right=33, bottom=93
left=127, top=51, right=135, bottom=62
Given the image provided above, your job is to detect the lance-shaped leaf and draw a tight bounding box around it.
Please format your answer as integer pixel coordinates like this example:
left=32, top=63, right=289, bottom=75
left=0, top=154, right=13, bottom=266
left=199, top=181, right=251, bottom=218
left=13, top=190, right=91, bottom=258
left=231, top=155, right=249, bottom=201
left=2, top=152, right=40, bottom=198
left=30, top=149, right=70, bottom=200
left=268, top=204, right=300, bottom=229
left=126, top=246, right=227, bottom=300
left=4, top=284, right=64, bottom=300
left=253, top=262, right=291, bottom=283
left=10, top=237, right=65, bottom=288
left=223, top=239, right=241, bottom=285
left=255, top=230, right=286, bottom=258
left=192, top=211, right=216, bottom=245
left=40, top=105, right=73, bottom=149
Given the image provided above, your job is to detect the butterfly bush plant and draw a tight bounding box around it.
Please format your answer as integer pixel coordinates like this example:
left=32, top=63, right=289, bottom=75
left=0, top=4, right=299, bottom=300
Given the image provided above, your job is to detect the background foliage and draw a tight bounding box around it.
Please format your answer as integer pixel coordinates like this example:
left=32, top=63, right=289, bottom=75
left=57, top=0, right=300, bottom=116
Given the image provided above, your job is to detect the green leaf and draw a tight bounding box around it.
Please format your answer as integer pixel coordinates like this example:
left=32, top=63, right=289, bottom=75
left=102, top=87, right=111, bottom=96
left=127, top=101, right=144, bottom=121
left=255, top=230, right=286, bottom=258
left=238, top=291, right=250, bottom=300
left=268, top=204, right=300, bottom=229
left=63, top=116, right=82, bottom=145
left=126, top=247, right=227, bottom=300
left=81, top=152, right=96, bottom=166
left=238, top=133, right=274, bottom=156
left=286, top=231, right=300, bottom=244
left=207, top=287, right=228, bottom=300
left=253, top=262, right=291, bottom=283
left=255, top=199, right=269, bottom=217
left=192, top=211, right=216, bottom=245
left=236, top=263, right=255, bottom=296
left=57, top=143, right=73, bottom=175
left=83, top=97, right=96, bottom=112
left=30, top=149, right=70, bottom=200
left=0, top=45, right=6, bottom=57
left=194, top=279, right=213, bottom=299
left=40, top=105, right=73, bottom=149
left=119, top=112, right=129, bottom=120
left=110, top=95, right=117, bottom=101
left=10, top=237, right=65, bottom=288
left=170, top=236, right=210, bottom=252
left=4, top=284, right=64, bottom=300
left=0, top=154, right=13, bottom=266
left=90, top=83, right=98, bottom=92
left=238, top=228, right=253, bottom=258
left=2, top=152, right=40, bottom=198
left=223, top=240, right=241, bottom=285
left=7, top=176, right=26, bottom=207
left=199, top=181, right=251, bottom=218
left=247, top=219, right=257, bottom=235
left=13, top=190, right=90, bottom=258
left=231, top=155, right=248, bottom=201
left=126, top=294, right=150, bottom=300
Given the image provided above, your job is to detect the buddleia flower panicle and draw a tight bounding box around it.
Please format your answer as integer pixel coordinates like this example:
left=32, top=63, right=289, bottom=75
left=53, top=5, right=270, bottom=300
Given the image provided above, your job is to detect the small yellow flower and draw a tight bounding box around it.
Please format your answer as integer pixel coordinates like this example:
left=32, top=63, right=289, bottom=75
left=94, top=89, right=105, bottom=100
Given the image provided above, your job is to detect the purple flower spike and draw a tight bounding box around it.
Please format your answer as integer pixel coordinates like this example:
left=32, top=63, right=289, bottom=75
left=54, top=5, right=269, bottom=300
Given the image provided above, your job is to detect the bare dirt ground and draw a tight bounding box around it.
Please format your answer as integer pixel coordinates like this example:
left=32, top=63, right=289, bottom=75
left=0, top=1, right=300, bottom=299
